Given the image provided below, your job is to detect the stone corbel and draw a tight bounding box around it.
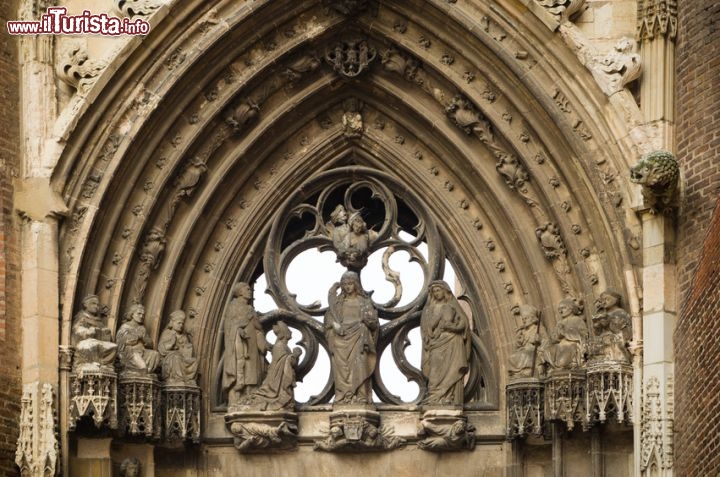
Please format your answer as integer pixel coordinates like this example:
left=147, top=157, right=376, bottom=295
left=15, top=177, right=69, bottom=222
left=114, top=0, right=164, bottom=18
left=56, top=40, right=108, bottom=97
left=559, top=25, right=642, bottom=97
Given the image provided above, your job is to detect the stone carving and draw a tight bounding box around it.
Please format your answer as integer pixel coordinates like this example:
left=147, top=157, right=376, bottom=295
left=225, top=99, right=260, bottom=134
left=417, top=411, right=476, bottom=451
left=508, top=305, right=548, bottom=378
left=169, top=156, right=208, bottom=216
left=223, top=282, right=269, bottom=408
left=135, top=227, right=166, bottom=302
left=421, top=281, right=471, bottom=406
left=314, top=410, right=405, bottom=452
left=327, top=208, right=377, bottom=270
left=227, top=415, right=298, bottom=452
left=630, top=150, right=679, bottom=214
left=586, top=361, right=633, bottom=426
left=158, top=310, right=198, bottom=386
left=342, top=97, right=364, bottom=138
left=114, top=0, right=162, bottom=17
left=506, top=379, right=544, bottom=438
left=57, top=41, right=107, bottom=95
left=164, top=386, right=201, bottom=443
left=119, top=457, right=140, bottom=477
left=325, top=38, right=377, bottom=78
left=118, top=373, right=162, bottom=438
left=641, top=376, right=674, bottom=472
left=496, top=155, right=530, bottom=191
left=545, top=369, right=587, bottom=431
left=243, top=322, right=301, bottom=411
left=445, top=95, right=493, bottom=141
left=324, top=271, right=378, bottom=404
left=561, top=27, right=641, bottom=96
left=282, top=53, right=322, bottom=82
left=534, top=0, right=586, bottom=23
left=542, top=298, right=588, bottom=371
left=637, top=0, right=677, bottom=41
left=535, top=222, right=567, bottom=260
left=379, top=48, right=420, bottom=82
left=71, top=295, right=117, bottom=372
left=116, top=304, right=160, bottom=375
left=15, top=383, right=58, bottom=477
left=69, top=367, right=118, bottom=430
left=590, top=289, right=632, bottom=363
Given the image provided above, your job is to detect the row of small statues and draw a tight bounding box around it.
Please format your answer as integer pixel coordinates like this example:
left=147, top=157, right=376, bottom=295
left=508, top=289, right=632, bottom=379
left=71, top=295, right=198, bottom=387
left=223, top=273, right=473, bottom=409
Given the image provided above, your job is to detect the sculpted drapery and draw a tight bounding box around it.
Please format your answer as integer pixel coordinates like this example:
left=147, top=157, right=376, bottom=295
left=158, top=310, right=199, bottom=386
left=223, top=282, right=269, bottom=406
left=421, top=281, right=471, bottom=406
left=116, top=304, right=160, bottom=374
left=324, top=271, right=379, bottom=404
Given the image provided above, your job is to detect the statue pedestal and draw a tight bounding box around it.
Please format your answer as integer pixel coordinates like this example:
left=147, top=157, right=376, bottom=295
left=586, top=360, right=633, bottom=426
left=225, top=410, right=298, bottom=452
left=118, top=374, right=162, bottom=439
left=69, top=366, right=118, bottom=431
left=163, top=385, right=201, bottom=443
left=506, top=377, right=544, bottom=439
left=418, top=409, right=475, bottom=451
left=314, top=406, right=405, bottom=452
left=545, top=369, right=587, bottom=431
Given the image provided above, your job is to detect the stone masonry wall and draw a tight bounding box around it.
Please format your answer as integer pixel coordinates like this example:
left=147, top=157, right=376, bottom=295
left=0, top=0, right=22, bottom=475
left=674, top=2, right=720, bottom=475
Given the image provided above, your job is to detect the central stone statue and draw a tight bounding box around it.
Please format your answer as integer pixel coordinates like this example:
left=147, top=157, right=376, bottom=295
left=421, top=280, right=471, bottom=406
left=324, top=271, right=379, bottom=405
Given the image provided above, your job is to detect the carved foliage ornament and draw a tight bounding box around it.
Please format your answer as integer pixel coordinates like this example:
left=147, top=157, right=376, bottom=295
left=325, top=38, right=377, bottom=78
left=15, top=383, right=58, bottom=477
left=534, top=0, right=587, bottom=23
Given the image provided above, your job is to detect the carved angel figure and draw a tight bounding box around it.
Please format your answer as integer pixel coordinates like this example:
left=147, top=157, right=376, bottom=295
left=541, top=298, right=588, bottom=371
left=421, top=281, right=471, bottom=406
left=324, top=271, right=379, bottom=404
left=508, top=305, right=549, bottom=378
left=71, top=295, right=117, bottom=371
left=590, top=289, right=632, bottom=363
left=223, top=282, right=269, bottom=406
left=116, top=304, right=160, bottom=375
left=244, top=321, right=301, bottom=411
left=326, top=206, right=376, bottom=270
left=158, top=310, right=199, bottom=386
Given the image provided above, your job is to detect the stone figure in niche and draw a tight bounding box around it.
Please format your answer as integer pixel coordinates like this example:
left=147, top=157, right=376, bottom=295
left=119, top=457, right=140, bottom=477
left=590, top=289, right=632, bottom=364
left=507, top=304, right=548, bottom=378
left=71, top=294, right=117, bottom=371
left=244, top=321, right=301, bottom=411
left=542, top=298, right=589, bottom=371
left=324, top=271, right=379, bottom=404
left=421, top=281, right=471, bottom=406
left=116, top=304, right=160, bottom=375
left=223, top=282, right=269, bottom=407
left=158, top=310, right=199, bottom=386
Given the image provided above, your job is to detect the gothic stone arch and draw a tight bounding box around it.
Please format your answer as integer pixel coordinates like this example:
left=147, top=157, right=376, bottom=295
left=48, top=0, right=647, bottom=474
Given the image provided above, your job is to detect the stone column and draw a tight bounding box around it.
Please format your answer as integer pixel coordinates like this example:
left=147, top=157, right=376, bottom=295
left=636, top=2, right=678, bottom=476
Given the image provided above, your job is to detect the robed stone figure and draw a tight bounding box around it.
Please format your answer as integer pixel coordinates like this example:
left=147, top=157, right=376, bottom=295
left=158, top=310, right=198, bottom=386
left=421, top=281, right=471, bottom=406
left=223, top=282, right=269, bottom=406
left=324, top=271, right=379, bottom=405
left=71, top=294, right=117, bottom=371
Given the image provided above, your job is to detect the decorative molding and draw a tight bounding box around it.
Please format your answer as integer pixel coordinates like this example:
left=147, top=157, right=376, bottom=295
left=324, top=37, right=377, bottom=78
left=637, top=0, right=677, bottom=42
left=56, top=41, right=107, bottom=96
left=641, top=376, right=674, bottom=472
left=114, top=0, right=163, bottom=18
left=533, top=0, right=586, bottom=23
left=15, top=383, right=58, bottom=477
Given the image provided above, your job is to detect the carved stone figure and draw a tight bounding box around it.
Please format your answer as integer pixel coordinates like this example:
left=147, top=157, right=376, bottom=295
left=314, top=411, right=405, bottom=452
left=244, top=321, right=301, bottom=411
left=336, top=212, right=376, bottom=270
left=342, top=97, right=364, bottom=138
left=542, top=298, right=589, bottom=371
left=158, top=310, right=199, bottom=386
left=327, top=204, right=350, bottom=251
left=597, top=38, right=641, bottom=95
left=630, top=150, right=680, bottom=213
left=135, top=227, right=166, bottom=301
left=229, top=420, right=298, bottom=452
left=120, top=457, right=140, bottom=477
left=421, top=281, right=471, bottom=406
left=535, top=222, right=567, bottom=260
left=223, top=282, right=269, bottom=407
left=508, top=305, right=549, bottom=378
left=71, top=295, right=117, bottom=371
left=324, top=271, right=379, bottom=404
left=590, top=289, right=632, bottom=363
left=116, top=304, right=160, bottom=375
left=282, top=53, right=321, bottom=82
left=417, top=412, right=476, bottom=451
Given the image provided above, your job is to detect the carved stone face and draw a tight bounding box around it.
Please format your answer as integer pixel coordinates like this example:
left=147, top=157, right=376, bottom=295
left=557, top=302, right=572, bottom=318
left=350, top=216, right=365, bottom=233
left=170, top=314, right=185, bottom=332
left=600, top=292, right=618, bottom=309
left=341, top=277, right=357, bottom=295
left=431, top=285, right=446, bottom=302
left=131, top=306, right=145, bottom=324
left=84, top=297, right=100, bottom=314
